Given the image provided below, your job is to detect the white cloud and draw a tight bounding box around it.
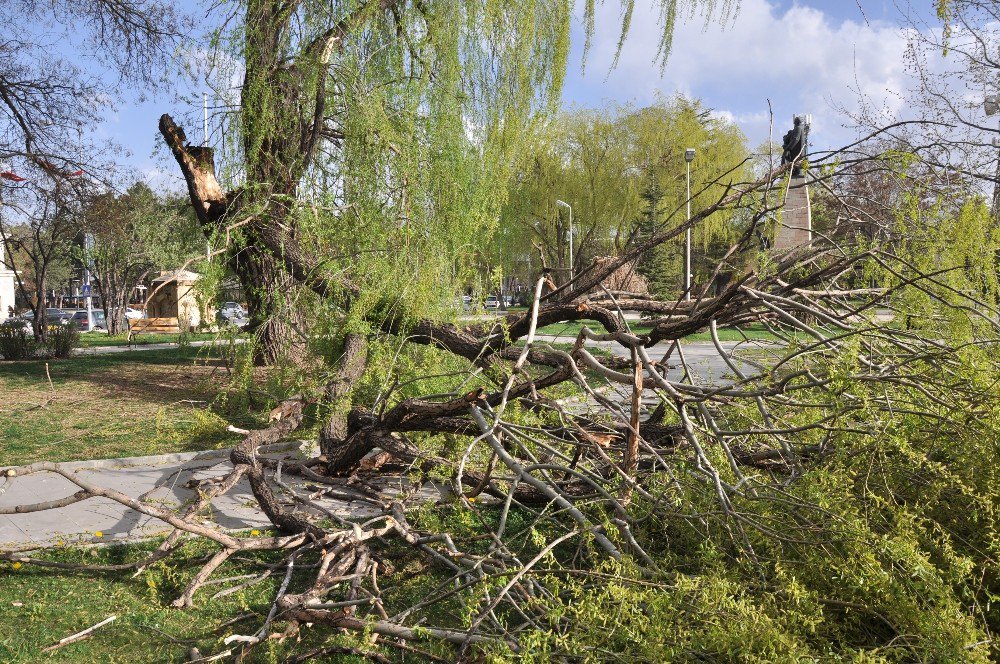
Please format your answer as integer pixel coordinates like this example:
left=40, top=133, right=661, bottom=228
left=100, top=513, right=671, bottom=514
left=564, top=0, right=915, bottom=151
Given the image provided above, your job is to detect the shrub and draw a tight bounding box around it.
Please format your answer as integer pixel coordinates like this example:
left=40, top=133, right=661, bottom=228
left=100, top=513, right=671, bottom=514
left=0, top=322, right=37, bottom=360
left=45, top=323, right=80, bottom=358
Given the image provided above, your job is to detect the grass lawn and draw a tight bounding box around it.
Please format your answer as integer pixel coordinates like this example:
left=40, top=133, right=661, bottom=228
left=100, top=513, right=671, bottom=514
left=0, top=505, right=512, bottom=662
left=0, top=536, right=375, bottom=663
left=0, top=347, right=255, bottom=466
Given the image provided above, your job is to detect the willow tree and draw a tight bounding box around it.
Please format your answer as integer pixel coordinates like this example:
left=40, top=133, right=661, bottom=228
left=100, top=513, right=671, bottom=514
left=160, top=0, right=738, bottom=363
left=500, top=96, right=750, bottom=295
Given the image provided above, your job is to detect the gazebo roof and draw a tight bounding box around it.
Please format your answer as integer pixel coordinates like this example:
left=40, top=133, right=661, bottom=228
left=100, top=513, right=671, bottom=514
left=152, top=269, right=201, bottom=284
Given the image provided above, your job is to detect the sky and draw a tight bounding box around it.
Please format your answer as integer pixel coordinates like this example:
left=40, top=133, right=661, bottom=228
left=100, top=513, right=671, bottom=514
left=104, top=0, right=942, bottom=191
left=560, top=0, right=940, bottom=154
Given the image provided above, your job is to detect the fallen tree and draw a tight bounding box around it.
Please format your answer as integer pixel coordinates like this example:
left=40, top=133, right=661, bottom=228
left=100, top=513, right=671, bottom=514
left=4, top=155, right=999, bottom=659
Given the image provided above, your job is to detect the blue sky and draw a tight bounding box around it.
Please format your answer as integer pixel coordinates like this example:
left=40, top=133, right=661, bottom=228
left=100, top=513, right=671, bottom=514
left=560, top=0, right=941, bottom=155
left=100, top=0, right=940, bottom=190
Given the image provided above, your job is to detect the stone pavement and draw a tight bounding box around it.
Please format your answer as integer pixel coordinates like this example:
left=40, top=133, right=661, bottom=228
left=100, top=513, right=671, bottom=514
left=0, top=442, right=440, bottom=552
left=533, top=336, right=774, bottom=386
left=75, top=338, right=248, bottom=356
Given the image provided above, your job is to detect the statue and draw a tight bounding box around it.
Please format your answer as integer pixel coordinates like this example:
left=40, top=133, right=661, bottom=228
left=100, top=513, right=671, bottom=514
left=781, top=116, right=808, bottom=177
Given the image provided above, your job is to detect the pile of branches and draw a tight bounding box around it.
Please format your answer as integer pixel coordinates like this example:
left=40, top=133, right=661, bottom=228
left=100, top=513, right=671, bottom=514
left=3, top=138, right=998, bottom=660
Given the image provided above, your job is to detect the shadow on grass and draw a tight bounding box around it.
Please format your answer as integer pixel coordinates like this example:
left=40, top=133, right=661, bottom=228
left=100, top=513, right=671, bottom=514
left=0, top=347, right=229, bottom=405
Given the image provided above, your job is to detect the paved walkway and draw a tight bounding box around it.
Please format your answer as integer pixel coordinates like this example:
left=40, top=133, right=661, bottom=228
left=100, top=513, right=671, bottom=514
left=1, top=339, right=776, bottom=551
left=533, top=336, right=776, bottom=385
left=75, top=338, right=248, bottom=356
left=0, top=443, right=439, bottom=552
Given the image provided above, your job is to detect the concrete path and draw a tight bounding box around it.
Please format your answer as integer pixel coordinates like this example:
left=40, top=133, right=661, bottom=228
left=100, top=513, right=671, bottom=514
left=75, top=338, right=248, bottom=356
left=0, top=443, right=440, bottom=552
left=533, top=336, right=777, bottom=386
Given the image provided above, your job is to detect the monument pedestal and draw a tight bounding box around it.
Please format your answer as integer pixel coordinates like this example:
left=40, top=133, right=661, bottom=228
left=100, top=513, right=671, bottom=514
left=774, top=176, right=811, bottom=251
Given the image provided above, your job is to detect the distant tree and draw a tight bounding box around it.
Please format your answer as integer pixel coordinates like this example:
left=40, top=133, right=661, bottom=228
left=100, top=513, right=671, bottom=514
left=0, top=1, right=181, bottom=177
left=634, top=170, right=676, bottom=296
left=84, top=183, right=202, bottom=334
left=502, top=96, right=750, bottom=296
left=0, top=173, right=84, bottom=340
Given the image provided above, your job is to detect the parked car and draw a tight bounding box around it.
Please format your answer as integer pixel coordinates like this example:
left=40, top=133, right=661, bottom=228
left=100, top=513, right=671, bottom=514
left=22, top=308, right=71, bottom=326
left=69, top=309, right=107, bottom=332
left=217, top=301, right=248, bottom=328
left=484, top=295, right=500, bottom=309
left=125, top=307, right=145, bottom=320
left=218, top=301, right=247, bottom=319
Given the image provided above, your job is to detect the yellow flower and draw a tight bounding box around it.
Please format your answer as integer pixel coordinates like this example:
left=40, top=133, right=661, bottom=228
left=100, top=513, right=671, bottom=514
left=250, top=529, right=261, bottom=536
left=467, top=496, right=477, bottom=504
left=11, top=562, right=22, bottom=570
left=56, top=540, right=64, bottom=547
left=94, top=531, right=103, bottom=538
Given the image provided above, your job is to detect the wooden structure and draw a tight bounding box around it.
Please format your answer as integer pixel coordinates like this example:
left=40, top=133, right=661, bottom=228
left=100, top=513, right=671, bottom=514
left=146, top=270, right=207, bottom=330
left=585, top=256, right=650, bottom=296
left=127, top=317, right=182, bottom=342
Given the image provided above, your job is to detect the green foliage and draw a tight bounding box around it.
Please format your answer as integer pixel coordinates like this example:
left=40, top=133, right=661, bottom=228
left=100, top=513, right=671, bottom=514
left=44, top=323, right=79, bottom=359
left=0, top=322, right=37, bottom=360
left=471, top=338, right=999, bottom=661
left=501, top=95, right=750, bottom=293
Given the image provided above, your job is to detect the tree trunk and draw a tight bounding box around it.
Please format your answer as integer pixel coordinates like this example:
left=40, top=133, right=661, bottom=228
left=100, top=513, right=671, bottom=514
left=105, top=295, right=128, bottom=335
left=231, top=238, right=306, bottom=365
left=32, top=269, right=47, bottom=342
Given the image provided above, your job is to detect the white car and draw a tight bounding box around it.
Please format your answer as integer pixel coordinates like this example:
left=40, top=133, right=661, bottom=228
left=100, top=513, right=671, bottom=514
left=125, top=308, right=145, bottom=320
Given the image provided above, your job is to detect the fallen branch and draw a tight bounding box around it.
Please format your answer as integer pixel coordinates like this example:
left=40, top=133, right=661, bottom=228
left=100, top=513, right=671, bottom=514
left=41, top=615, right=117, bottom=653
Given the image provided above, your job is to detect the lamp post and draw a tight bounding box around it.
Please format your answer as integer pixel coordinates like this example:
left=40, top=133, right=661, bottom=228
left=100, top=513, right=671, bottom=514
left=83, top=232, right=93, bottom=324
left=985, top=95, right=1000, bottom=218
left=684, top=148, right=696, bottom=301
left=556, top=199, right=573, bottom=279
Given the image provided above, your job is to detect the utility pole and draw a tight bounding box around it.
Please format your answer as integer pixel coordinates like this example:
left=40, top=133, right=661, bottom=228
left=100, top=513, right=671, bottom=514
left=556, top=199, right=573, bottom=279
left=83, top=232, right=94, bottom=324
left=203, top=91, right=209, bottom=145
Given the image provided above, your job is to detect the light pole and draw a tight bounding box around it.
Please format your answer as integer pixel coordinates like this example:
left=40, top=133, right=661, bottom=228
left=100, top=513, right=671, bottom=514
left=556, top=199, right=573, bottom=279
left=83, top=232, right=94, bottom=324
left=684, top=148, right=696, bottom=301
left=985, top=95, right=1000, bottom=218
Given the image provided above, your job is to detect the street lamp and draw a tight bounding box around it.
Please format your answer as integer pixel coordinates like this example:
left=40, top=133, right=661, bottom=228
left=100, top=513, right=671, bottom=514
left=985, top=95, right=1000, bottom=217
left=556, top=199, right=573, bottom=279
left=684, top=148, right=696, bottom=301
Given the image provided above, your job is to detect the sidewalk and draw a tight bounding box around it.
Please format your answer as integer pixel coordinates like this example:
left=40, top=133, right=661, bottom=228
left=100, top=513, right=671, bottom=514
left=75, top=338, right=248, bottom=356
left=0, top=443, right=440, bottom=552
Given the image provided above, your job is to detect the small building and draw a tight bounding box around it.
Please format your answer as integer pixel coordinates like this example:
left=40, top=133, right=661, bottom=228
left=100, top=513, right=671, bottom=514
left=0, top=245, right=16, bottom=318
left=147, top=269, right=207, bottom=330
left=586, top=256, right=650, bottom=296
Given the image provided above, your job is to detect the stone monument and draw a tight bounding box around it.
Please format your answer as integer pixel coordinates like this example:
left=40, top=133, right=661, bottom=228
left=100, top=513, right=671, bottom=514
left=774, top=114, right=812, bottom=251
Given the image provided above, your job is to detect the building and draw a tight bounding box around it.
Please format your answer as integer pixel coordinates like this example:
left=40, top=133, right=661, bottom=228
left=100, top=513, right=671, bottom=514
left=0, top=244, right=15, bottom=317
left=147, top=269, right=207, bottom=330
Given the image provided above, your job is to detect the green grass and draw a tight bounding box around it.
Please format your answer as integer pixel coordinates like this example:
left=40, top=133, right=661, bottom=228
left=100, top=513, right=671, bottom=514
left=0, top=347, right=256, bottom=466
left=0, top=536, right=379, bottom=663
